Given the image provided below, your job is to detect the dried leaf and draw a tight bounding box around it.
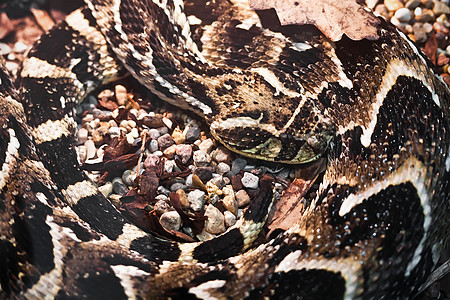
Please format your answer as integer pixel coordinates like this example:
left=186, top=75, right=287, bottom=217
left=30, top=8, right=55, bottom=31
left=250, top=0, right=380, bottom=41
left=423, top=32, right=438, bottom=65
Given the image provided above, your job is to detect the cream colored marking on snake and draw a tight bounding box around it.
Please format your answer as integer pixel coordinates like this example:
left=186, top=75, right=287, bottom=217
left=0, top=129, right=20, bottom=190
left=110, top=265, right=150, bottom=300
left=62, top=180, right=98, bottom=206
left=116, top=223, right=148, bottom=248
left=32, top=117, right=75, bottom=144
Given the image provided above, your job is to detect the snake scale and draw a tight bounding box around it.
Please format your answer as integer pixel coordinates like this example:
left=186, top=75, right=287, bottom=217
left=0, top=0, right=449, bottom=298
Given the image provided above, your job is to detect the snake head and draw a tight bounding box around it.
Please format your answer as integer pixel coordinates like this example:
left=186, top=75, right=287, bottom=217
left=209, top=108, right=334, bottom=164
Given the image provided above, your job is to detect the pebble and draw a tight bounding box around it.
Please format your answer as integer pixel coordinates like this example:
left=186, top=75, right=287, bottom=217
left=415, top=10, right=435, bottom=23
left=413, top=22, right=429, bottom=42
left=162, top=117, right=173, bottom=129
left=99, top=182, right=113, bottom=198
left=176, top=144, right=193, bottom=164
left=405, top=0, right=420, bottom=9
left=163, top=144, right=177, bottom=159
left=13, top=41, right=28, bottom=53
left=172, top=127, right=185, bottom=144
left=155, top=194, right=169, bottom=202
left=115, top=85, right=128, bottom=106
left=384, top=0, right=404, bottom=11
left=216, top=162, right=231, bottom=174
left=157, top=133, right=175, bottom=150
left=0, top=43, right=11, bottom=55
left=365, top=0, right=379, bottom=9
left=148, top=128, right=161, bottom=140
left=188, top=189, right=205, bottom=212
left=222, top=185, right=238, bottom=215
left=199, top=138, right=214, bottom=152
left=375, top=4, right=390, bottom=18
left=176, top=189, right=190, bottom=208
left=144, top=153, right=160, bottom=169
left=157, top=126, right=169, bottom=136
left=148, top=139, right=159, bottom=152
left=209, top=175, right=226, bottom=189
left=164, top=159, right=176, bottom=173
left=122, top=169, right=136, bottom=186
left=241, top=172, right=259, bottom=189
left=112, top=178, right=128, bottom=195
left=211, top=148, right=230, bottom=163
left=185, top=126, right=201, bottom=142
left=160, top=211, right=182, bottom=231
left=85, top=139, right=96, bottom=160
left=154, top=200, right=172, bottom=216
left=77, top=145, right=87, bottom=162
left=204, top=204, right=225, bottom=234
left=193, top=150, right=212, bottom=165
left=231, top=158, right=247, bottom=174
left=224, top=211, right=237, bottom=227
left=157, top=185, right=171, bottom=196
left=109, top=126, right=121, bottom=137
left=77, top=128, right=89, bottom=144
left=170, top=182, right=186, bottom=192
left=194, top=167, right=213, bottom=183
left=434, top=1, right=450, bottom=15
left=394, top=7, right=412, bottom=22
left=235, top=189, right=251, bottom=207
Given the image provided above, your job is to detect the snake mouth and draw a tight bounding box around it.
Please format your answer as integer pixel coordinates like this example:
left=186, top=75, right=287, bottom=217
left=210, top=119, right=333, bottom=164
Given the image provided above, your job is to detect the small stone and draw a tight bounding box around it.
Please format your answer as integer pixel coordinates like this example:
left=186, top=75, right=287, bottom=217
left=158, top=126, right=169, bottom=136
left=384, top=0, right=403, bottom=11
left=144, top=153, right=160, bottom=169
left=109, top=126, right=121, bottom=137
left=148, top=128, right=161, bottom=140
left=185, top=126, right=201, bottom=142
left=85, top=139, right=96, bottom=160
left=241, top=172, right=259, bottom=189
left=415, top=10, right=435, bottom=22
left=209, top=175, right=226, bottom=189
left=154, top=200, right=172, bottom=216
left=77, top=145, right=87, bottom=162
left=185, top=174, right=194, bottom=187
left=170, top=182, right=186, bottom=192
left=112, top=178, right=128, bottom=195
left=365, top=0, right=379, bottom=9
left=222, top=185, right=238, bottom=215
left=394, top=7, right=412, bottom=22
left=142, top=114, right=165, bottom=128
left=99, top=182, right=113, bottom=198
left=160, top=211, right=182, bottom=231
left=163, top=144, right=177, bottom=159
left=77, top=128, right=89, bottom=144
left=224, top=211, right=237, bottom=227
left=164, top=159, right=176, bottom=173
left=204, top=204, right=225, bottom=234
left=145, top=141, right=157, bottom=154
left=122, top=169, right=136, bottom=186
left=434, top=1, right=450, bottom=15
left=413, top=22, right=429, bottom=42
left=176, top=144, right=193, bottom=164
left=198, top=138, right=214, bottom=152
left=162, top=117, right=173, bottom=129
left=375, top=4, right=390, bottom=18
left=194, top=167, right=213, bottom=183
left=176, top=189, right=190, bottom=208
left=172, top=127, right=186, bottom=144
left=0, top=43, right=11, bottom=55
left=235, top=189, right=251, bottom=207
left=193, top=150, right=212, bottom=165
left=231, top=158, right=247, bottom=174
left=92, top=126, right=109, bottom=146
left=157, top=133, right=175, bottom=150
left=423, top=22, right=433, bottom=33
left=157, top=185, right=171, bottom=196
left=13, top=41, right=28, bottom=53
left=420, top=0, right=434, bottom=9
left=155, top=194, right=169, bottom=202
left=211, top=148, right=230, bottom=163
left=231, top=174, right=243, bottom=191
left=188, top=190, right=206, bottom=212
left=405, top=0, right=420, bottom=9
left=115, top=85, right=128, bottom=106
left=216, top=162, right=231, bottom=175
left=109, top=194, right=122, bottom=209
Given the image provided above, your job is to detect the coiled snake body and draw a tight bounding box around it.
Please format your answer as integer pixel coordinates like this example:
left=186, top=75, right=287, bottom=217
left=0, top=0, right=449, bottom=299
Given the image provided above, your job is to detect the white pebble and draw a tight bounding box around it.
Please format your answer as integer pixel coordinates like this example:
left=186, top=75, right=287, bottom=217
left=85, top=140, right=96, bottom=160
left=204, top=204, right=225, bottom=234
left=224, top=211, right=237, bottom=227
left=394, top=8, right=412, bottom=22
left=160, top=211, right=182, bottom=231
left=241, top=172, right=259, bottom=189
left=188, top=190, right=205, bottom=212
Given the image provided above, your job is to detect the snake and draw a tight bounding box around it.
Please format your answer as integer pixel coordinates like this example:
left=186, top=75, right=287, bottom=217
left=0, top=0, right=449, bottom=298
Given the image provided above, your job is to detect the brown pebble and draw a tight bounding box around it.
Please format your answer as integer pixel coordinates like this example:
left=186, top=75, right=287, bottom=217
left=437, top=53, right=450, bottom=66
left=231, top=174, right=243, bottom=191
left=176, top=189, right=190, bottom=209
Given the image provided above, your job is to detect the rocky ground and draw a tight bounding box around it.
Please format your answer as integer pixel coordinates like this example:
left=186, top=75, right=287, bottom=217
left=0, top=0, right=449, bottom=298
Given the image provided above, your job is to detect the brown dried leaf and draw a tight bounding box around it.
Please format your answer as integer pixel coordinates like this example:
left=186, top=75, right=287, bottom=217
left=0, top=13, right=14, bottom=39
left=423, top=32, right=438, bottom=65
left=250, top=0, right=380, bottom=41
left=30, top=8, right=55, bottom=31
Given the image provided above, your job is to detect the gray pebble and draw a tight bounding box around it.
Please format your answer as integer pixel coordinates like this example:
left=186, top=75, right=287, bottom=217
left=209, top=175, right=226, bottom=189
left=160, top=211, right=182, bottom=231
left=204, top=204, right=225, bottom=234
left=188, top=190, right=206, bottom=212
left=77, top=145, right=87, bottom=162
left=185, top=126, right=201, bottom=142
left=394, top=7, right=411, bottom=22
left=122, top=169, right=136, bottom=186
left=405, top=0, right=420, bottom=9
left=157, top=126, right=169, bottom=136
left=148, top=128, right=161, bottom=140
left=241, top=172, right=259, bottom=189
left=157, top=133, right=175, bottom=150
left=155, top=194, right=169, bottom=202
left=413, top=23, right=428, bottom=43
left=157, top=186, right=171, bottom=196
left=231, top=158, right=247, bottom=174
left=170, top=182, right=186, bottom=192
left=224, top=211, right=237, bottom=227
left=113, top=179, right=128, bottom=196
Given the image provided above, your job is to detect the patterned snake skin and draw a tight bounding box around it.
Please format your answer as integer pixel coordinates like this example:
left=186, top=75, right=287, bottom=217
left=0, top=0, right=449, bottom=298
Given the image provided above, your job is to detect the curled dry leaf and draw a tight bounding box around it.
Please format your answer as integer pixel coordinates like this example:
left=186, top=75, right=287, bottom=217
left=249, top=0, right=380, bottom=41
